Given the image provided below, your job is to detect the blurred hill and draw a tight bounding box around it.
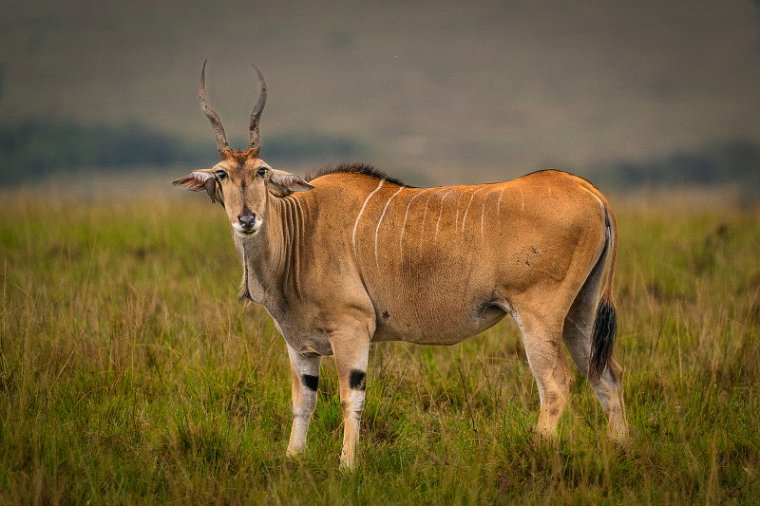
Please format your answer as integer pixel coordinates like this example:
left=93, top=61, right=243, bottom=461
left=1, top=0, right=759, bottom=188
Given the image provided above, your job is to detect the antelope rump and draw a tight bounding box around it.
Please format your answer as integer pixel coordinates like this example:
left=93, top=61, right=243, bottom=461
left=172, top=62, right=628, bottom=469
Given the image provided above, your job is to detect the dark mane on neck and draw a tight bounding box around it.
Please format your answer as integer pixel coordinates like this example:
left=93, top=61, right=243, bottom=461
left=307, top=163, right=408, bottom=187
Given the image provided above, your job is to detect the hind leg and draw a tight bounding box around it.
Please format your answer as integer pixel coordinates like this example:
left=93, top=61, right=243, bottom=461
left=564, top=292, right=628, bottom=441
left=513, top=307, right=572, bottom=438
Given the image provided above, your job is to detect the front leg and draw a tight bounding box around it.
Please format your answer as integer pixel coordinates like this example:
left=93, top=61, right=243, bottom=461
left=331, top=332, right=370, bottom=470
left=286, top=344, right=321, bottom=456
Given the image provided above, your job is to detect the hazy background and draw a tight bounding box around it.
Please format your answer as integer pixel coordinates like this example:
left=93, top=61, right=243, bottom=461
left=1, top=0, right=759, bottom=191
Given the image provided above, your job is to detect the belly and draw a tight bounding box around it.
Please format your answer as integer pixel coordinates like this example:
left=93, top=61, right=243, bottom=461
left=371, top=300, right=506, bottom=345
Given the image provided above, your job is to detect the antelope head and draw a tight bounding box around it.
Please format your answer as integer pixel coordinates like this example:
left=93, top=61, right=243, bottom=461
left=173, top=61, right=313, bottom=237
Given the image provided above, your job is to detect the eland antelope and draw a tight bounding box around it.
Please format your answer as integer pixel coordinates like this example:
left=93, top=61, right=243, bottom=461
left=173, top=62, right=628, bottom=469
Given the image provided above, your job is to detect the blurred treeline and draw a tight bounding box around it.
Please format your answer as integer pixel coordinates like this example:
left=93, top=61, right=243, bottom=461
left=590, top=139, right=760, bottom=192
left=2, top=118, right=758, bottom=196
left=0, top=120, right=362, bottom=183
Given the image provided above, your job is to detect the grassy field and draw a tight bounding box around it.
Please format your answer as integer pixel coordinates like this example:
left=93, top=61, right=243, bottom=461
left=0, top=186, right=758, bottom=504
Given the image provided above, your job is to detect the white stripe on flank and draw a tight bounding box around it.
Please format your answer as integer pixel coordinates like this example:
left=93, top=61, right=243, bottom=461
left=417, top=193, right=433, bottom=257
left=497, top=189, right=505, bottom=218
left=375, top=186, right=404, bottom=267
left=453, top=192, right=463, bottom=230
left=399, top=188, right=431, bottom=257
left=352, top=179, right=385, bottom=259
left=480, top=191, right=489, bottom=237
left=434, top=189, right=453, bottom=240
left=460, top=187, right=484, bottom=233
left=420, top=192, right=432, bottom=230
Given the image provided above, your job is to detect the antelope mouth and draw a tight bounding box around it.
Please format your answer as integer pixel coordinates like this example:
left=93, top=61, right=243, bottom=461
left=232, top=221, right=262, bottom=237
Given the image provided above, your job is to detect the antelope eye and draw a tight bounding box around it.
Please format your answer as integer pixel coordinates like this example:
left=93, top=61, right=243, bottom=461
left=257, top=167, right=268, bottom=177
left=214, top=169, right=227, bottom=179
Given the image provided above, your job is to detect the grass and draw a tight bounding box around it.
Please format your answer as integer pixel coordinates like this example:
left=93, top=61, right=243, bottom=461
left=0, top=186, right=758, bottom=504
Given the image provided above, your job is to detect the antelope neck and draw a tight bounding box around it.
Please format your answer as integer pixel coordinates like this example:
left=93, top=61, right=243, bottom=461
left=238, top=193, right=307, bottom=313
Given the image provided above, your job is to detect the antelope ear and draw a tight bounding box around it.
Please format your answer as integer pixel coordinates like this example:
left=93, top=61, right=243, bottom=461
left=267, top=169, right=314, bottom=197
left=172, top=170, right=223, bottom=205
left=172, top=169, right=216, bottom=191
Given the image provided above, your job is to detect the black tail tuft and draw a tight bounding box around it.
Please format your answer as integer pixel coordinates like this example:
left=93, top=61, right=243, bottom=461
left=589, top=298, right=617, bottom=380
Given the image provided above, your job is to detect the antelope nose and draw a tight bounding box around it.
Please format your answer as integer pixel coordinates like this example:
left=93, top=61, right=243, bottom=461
left=238, top=213, right=257, bottom=229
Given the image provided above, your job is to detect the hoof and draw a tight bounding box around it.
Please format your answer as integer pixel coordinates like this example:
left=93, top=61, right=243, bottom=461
left=531, top=427, right=559, bottom=449
left=609, top=425, right=630, bottom=446
left=286, top=446, right=304, bottom=458
left=339, top=455, right=357, bottom=472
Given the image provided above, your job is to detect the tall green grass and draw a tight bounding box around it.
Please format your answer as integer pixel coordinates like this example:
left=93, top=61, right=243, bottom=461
left=0, top=189, right=758, bottom=504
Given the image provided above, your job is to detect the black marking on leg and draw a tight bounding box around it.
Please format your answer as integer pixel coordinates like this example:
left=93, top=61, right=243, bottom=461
left=349, top=369, right=366, bottom=391
left=301, top=374, right=319, bottom=391
left=382, top=310, right=390, bottom=319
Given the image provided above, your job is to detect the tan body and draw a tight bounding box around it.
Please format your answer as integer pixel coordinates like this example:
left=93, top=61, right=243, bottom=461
left=253, top=170, right=606, bottom=351
left=174, top=63, right=628, bottom=470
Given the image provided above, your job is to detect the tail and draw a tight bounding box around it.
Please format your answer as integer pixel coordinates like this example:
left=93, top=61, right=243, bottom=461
left=588, top=201, right=618, bottom=380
